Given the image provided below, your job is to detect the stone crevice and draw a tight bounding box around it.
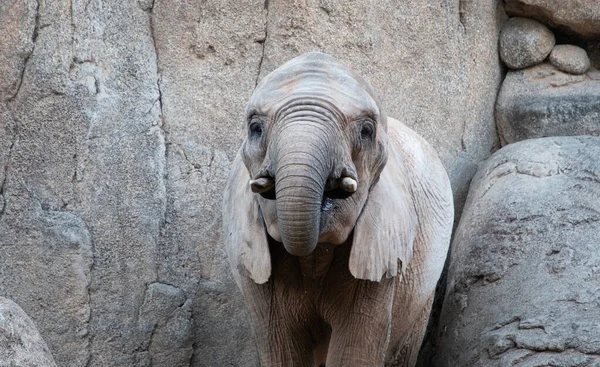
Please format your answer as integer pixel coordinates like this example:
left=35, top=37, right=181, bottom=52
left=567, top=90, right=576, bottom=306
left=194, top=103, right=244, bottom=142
left=458, top=0, right=467, bottom=32
left=148, top=0, right=167, bottom=271
left=255, top=0, right=270, bottom=88
left=84, top=258, right=95, bottom=367
left=0, top=134, right=18, bottom=220
left=491, top=316, right=521, bottom=331
left=492, top=344, right=600, bottom=359
left=9, top=0, right=40, bottom=102
left=134, top=283, right=153, bottom=354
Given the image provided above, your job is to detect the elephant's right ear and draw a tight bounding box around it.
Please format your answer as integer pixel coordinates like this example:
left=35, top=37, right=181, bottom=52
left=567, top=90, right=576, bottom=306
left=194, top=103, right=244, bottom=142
left=223, top=151, right=271, bottom=284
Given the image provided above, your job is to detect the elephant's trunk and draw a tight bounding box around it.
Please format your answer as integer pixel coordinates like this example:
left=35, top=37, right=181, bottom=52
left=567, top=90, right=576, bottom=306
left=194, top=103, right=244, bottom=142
left=273, top=122, right=332, bottom=257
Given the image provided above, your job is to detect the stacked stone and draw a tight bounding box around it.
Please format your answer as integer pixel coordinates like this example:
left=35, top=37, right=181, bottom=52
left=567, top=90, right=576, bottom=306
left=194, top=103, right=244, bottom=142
left=499, top=17, right=591, bottom=75
left=436, top=1, right=600, bottom=366
left=496, top=6, right=599, bottom=145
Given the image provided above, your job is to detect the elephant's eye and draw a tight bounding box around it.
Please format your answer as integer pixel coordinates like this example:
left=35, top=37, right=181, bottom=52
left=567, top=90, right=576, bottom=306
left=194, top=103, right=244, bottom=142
left=249, top=120, right=263, bottom=138
left=359, top=120, right=375, bottom=140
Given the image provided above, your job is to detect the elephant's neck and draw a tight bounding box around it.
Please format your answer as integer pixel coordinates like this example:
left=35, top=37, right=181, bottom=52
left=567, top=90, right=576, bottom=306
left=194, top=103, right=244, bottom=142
left=297, top=243, right=337, bottom=279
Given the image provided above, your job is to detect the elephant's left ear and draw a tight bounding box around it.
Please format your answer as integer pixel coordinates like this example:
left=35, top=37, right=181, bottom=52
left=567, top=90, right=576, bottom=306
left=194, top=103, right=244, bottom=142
left=223, top=151, right=271, bottom=284
left=349, top=144, right=417, bottom=282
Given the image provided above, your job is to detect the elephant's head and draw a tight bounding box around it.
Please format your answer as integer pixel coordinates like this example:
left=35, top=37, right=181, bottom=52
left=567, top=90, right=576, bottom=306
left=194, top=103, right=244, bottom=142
left=242, top=52, right=388, bottom=257
left=224, top=52, right=417, bottom=284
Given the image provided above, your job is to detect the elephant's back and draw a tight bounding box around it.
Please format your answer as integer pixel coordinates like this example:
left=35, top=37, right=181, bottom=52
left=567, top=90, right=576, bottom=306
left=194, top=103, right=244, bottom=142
left=386, top=116, right=453, bottom=225
left=386, top=117, right=448, bottom=183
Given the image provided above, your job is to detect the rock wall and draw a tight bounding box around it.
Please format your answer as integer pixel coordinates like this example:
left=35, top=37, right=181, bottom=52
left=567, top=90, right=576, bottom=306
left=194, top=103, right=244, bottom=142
left=0, top=0, right=504, bottom=365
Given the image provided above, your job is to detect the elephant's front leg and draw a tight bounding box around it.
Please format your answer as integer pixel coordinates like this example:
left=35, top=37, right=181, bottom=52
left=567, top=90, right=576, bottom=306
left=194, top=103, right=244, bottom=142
left=252, top=316, right=316, bottom=367
left=323, top=276, right=395, bottom=367
left=241, top=273, right=316, bottom=367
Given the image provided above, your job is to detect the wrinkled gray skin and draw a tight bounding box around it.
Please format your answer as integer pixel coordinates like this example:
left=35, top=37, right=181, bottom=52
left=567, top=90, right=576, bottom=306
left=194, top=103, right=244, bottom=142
left=243, top=53, right=386, bottom=256
left=223, top=52, right=453, bottom=366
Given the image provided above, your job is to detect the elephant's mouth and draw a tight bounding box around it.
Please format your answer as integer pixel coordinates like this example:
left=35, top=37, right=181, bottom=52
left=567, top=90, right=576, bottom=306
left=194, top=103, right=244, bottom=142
left=320, top=187, right=351, bottom=213
left=319, top=198, right=334, bottom=237
left=319, top=188, right=353, bottom=235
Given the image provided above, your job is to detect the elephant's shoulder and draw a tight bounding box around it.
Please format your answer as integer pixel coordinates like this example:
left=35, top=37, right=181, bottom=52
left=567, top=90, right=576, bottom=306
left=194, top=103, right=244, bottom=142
left=386, top=116, right=453, bottom=225
left=386, top=117, right=444, bottom=174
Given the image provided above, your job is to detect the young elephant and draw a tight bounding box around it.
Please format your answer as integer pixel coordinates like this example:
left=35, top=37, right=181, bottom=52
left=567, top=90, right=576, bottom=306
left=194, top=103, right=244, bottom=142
left=223, top=52, right=453, bottom=367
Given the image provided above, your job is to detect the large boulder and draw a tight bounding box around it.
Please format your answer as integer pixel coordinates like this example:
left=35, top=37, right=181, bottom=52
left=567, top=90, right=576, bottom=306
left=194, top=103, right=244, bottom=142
left=505, top=0, right=600, bottom=38
left=0, top=297, right=57, bottom=367
left=435, top=136, right=600, bottom=366
left=496, top=63, right=600, bottom=144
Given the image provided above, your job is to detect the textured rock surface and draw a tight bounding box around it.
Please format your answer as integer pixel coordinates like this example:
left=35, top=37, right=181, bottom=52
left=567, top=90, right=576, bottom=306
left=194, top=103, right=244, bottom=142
left=137, top=283, right=194, bottom=366
left=496, top=63, right=600, bottom=145
left=549, top=44, right=591, bottom=75
left=0, top=0, right=505, bottom=365
left=436, top=136, right=600, bottom=367
left=499, top=17, right=555, bottom=69
left=0, top=297, right=57, bottom=367
left=0, top=206, right=93, bottom=366
left=506, top=0, right=600, bottom=38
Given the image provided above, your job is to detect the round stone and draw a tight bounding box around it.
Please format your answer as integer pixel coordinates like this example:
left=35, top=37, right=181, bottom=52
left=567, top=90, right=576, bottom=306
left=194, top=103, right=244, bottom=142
left=500, top=17, right=556, bottom=69
left=549, top=44, right=591, bottom=75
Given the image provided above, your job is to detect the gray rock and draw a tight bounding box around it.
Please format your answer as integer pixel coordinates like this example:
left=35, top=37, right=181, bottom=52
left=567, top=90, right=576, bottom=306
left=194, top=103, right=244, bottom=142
left=1, top=1, right=166, bottom=366
left=500, top=17, right=556, bottom=69
left=549, top=45, right=591, bottom=75
left=0, top=201, right=93, bottom=366
left=506, top=0, right=600, bottom=38
left=0, top=0, right=37, bottom=102
left=0, top=297, right=57, bottom=367
left=496, top=63, right=600, bottom=144
left=436, top=136, right=600, bottom=367
left=137, top=283, right=194, bottom=366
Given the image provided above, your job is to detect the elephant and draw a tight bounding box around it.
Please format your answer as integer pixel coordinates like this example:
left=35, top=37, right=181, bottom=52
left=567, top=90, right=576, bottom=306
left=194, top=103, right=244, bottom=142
left=223, top=52, right=453, bottom=367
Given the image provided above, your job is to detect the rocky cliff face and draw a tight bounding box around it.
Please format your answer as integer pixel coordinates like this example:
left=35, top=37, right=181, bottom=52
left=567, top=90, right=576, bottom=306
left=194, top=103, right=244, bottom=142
left=9, top=0, right=599, bottom=366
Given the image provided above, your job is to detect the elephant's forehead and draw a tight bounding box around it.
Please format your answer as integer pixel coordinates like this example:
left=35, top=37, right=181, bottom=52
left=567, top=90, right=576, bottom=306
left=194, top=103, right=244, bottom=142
left=248, top=53, right=379, bottom=119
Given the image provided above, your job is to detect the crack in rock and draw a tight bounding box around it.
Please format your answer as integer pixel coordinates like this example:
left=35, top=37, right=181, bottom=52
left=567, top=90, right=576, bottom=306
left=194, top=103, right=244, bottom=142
left=458, top=0, right=467, bottom=32
left=0, top=135, right=18, bottom=220
left=9, top=0, right=41, bottom=102
left=255, top=0, right=270, bottom=88
left=147, top=0, right=167, bottom=270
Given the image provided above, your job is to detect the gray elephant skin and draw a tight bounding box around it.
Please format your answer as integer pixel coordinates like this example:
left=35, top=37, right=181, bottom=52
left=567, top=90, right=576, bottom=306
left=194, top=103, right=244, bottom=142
left=222, top=52, right=454, bottom=367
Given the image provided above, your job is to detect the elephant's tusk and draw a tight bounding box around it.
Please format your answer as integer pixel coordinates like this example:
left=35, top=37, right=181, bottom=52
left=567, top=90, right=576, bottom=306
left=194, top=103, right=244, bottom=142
left=340, top=177, right=358, bottom=193
left=249, top=177, right=274, bottom=193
